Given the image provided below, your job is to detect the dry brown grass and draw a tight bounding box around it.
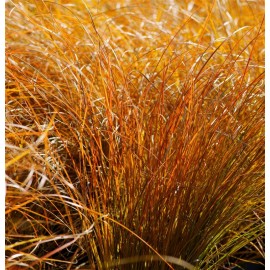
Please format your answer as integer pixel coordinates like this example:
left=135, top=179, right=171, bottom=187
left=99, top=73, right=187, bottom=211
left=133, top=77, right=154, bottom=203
left=5, top=0, right=264, bottom=269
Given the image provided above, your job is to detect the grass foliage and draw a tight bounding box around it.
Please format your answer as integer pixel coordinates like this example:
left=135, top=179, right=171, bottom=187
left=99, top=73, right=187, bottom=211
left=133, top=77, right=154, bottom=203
left=5, top=0, right=264, bottom=269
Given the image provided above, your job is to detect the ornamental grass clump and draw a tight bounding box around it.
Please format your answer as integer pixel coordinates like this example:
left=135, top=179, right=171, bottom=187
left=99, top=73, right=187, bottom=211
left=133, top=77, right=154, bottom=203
left=5, top=0, right=264, bottom=269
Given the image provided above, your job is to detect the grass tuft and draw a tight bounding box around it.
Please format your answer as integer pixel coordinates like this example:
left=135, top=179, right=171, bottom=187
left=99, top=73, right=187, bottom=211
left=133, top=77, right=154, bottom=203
left=6, top=0, right=264, bottom=269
